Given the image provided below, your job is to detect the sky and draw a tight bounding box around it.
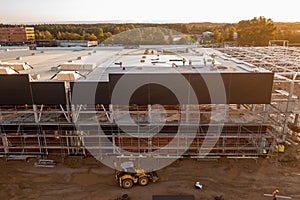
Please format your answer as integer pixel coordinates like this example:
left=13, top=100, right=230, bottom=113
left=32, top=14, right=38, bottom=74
left=0, top=0, right=299, bottom=24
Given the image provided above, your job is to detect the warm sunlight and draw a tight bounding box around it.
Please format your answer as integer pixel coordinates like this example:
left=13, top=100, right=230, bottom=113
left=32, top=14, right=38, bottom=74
left=0, top=0, right=299, bottom=23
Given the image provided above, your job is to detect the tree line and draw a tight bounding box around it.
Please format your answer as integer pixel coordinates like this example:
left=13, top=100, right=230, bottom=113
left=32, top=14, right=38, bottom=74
left=1, top=17, right=300, bottom=46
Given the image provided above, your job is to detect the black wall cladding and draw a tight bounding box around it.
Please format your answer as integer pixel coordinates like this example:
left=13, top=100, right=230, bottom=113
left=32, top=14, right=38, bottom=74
left=0, top=72, right=274, bottom=105
left=70, top=73, right=274, bottom=105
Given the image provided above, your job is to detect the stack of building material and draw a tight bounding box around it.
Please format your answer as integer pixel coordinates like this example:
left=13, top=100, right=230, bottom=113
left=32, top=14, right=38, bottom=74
left=0, top=66, right=17, bottom=74
left=60, top=63, right=95, bottom=71
left=30, top=74, right=41, bottom=80
left=0, top=62, right=31, bottom=71
left=57, top=71, right=81, bottom=81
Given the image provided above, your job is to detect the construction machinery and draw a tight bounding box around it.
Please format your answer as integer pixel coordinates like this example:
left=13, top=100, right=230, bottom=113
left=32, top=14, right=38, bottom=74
left=115, top=162, right=158, bottom=189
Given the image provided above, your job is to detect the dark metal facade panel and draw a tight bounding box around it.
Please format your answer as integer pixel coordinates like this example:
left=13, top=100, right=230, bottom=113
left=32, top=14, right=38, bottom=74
left=70, top=82, right=111, bottom=105
left=227, top=73, right=274, bottom=104
left=130, top=84, right=150, bottom=104
left=0, top=74, right=33, bottom=105
left=0, top=72, right=274, bottom=105
left=108, top=73, right=274, bottom=105
left=148, top=83, right=179, bottom=105
left=31, top=82, right=66, bottom=105
left=186, top=73, right=212, bottom=104
left=110, top=74, right=190, bottom=104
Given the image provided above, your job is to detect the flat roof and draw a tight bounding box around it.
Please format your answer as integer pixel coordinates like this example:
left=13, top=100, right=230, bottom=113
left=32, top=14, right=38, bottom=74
left=0, top=46, right=267, bottom=82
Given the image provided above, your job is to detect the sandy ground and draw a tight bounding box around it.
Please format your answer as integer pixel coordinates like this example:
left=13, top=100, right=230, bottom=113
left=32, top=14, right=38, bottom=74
left=0, top=147, right=299, bottom=200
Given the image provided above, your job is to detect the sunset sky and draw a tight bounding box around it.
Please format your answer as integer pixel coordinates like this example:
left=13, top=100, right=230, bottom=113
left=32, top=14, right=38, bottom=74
left=0, top=0, right=299, bottom=24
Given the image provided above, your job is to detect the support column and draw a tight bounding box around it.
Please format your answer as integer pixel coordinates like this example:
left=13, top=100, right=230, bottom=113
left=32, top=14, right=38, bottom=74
left=1, top=127, right=9, bottom=155
left=64, top=81, right=72, bottom=122
left=71, top=104, right=76, bottom=123
left=148, top=104, right=152, bottom=124
left=33, top=104, right=39, bottom=123
left=0, top=106, right=2, bottom=121
left=251, top=104, right=256, bottom=112
left=222, top=137, right=226, bottom=153
left=263, top=104, right=270, bottom=123
left=112, top=133, right=116, bottom=154
left=283, top=80, right=295, bottom=141
left=109, top=104, right=114, bottom=123
left=186, top=104, right=190, bottom=123
left=294, top=114, right=299, bottom=127
left=225, top=104, right=230, bottom=123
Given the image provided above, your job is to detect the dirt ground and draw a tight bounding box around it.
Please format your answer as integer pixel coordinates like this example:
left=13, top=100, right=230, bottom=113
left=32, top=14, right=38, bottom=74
left=0, top=147, right=299, bottom=200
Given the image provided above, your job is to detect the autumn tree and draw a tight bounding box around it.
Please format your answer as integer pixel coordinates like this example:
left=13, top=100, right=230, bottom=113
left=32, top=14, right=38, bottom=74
left=35, top=30, right=53, bottom=39
left=214, top=30, right=224, bottom=44
left=152, top=28, right=166, bottom=44
left=223, top=26, right=236, bottom=41
left=180, top=24, right=189, bottom=33
left=168, top=31, right=174, bottom=45
left=237, top=16, right=276, bottom=46
left=84, top=33, right=98, bottom=41
left=96, top=28, right=104, bottom=41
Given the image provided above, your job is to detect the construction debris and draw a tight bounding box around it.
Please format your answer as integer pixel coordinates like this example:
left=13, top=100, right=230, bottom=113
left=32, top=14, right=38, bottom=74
left=34, top=159, right=56, bottom=168
left=194, top=181, right=203, bottom=189
left=263, top=194, right=292, bottom=199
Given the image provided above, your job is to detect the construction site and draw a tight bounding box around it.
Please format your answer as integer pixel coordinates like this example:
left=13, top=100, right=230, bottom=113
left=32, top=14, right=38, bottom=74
left=0, top=45, right=299, bottom=200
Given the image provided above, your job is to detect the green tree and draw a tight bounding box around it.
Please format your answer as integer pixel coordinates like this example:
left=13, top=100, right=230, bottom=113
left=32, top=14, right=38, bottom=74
left=237, top=16, right=276, bottom=46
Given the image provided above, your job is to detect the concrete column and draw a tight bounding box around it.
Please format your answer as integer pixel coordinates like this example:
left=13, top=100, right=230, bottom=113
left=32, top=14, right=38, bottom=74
left=251, top=104, right=256, bottom=112
left=225, top=104, right=230, bottom=123
left=33, top=104, right=39, bottom=123
left=109, top=104, right=114, bottom=123
left=112, top=133, right=116, bottom=154
left=148, top=104, right=152, bottom=124
left=186, top=104, right=190, bottom=123
left=1, top=127, right=9, bottom=155
left=263, top=104, right=270, bottom=123
left=0, top=107, right=2, bottom=121
left=71, top=104, right=76, bottom=123
left=64, top=81, right=72, bottom=122
left=294, top=114, right=299, bottom=127
left=222, top=137, right=226, bottom=153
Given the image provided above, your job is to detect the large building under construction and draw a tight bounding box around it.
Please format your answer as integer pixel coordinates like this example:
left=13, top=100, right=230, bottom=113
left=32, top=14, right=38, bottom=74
left=0, top=45, right=299, bottom=162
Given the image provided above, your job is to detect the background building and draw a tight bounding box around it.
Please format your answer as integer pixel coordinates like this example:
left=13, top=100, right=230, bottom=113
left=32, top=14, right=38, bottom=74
left=0, top=27, right=35, bottom=45
left=57, top=40, right=98, bottom=47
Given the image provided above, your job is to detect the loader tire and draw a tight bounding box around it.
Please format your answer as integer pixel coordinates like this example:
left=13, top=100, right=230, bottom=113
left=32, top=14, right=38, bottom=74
left=139, top=176, right=149, bottom=186
left=122, top=179, right=133, bottom=189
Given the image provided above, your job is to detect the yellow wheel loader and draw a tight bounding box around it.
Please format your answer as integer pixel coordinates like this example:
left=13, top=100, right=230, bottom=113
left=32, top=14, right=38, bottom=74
left=115, top=167, right=158, bottom=189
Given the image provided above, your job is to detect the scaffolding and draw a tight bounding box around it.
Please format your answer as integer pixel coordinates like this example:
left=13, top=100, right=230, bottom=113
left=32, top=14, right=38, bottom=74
left=0, top=102, right=272, bottom=159
left=218, top=46, right=300, bottom=146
